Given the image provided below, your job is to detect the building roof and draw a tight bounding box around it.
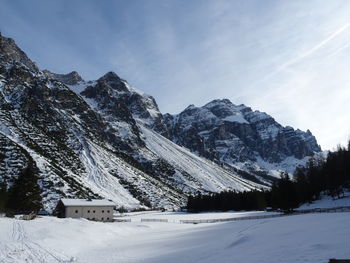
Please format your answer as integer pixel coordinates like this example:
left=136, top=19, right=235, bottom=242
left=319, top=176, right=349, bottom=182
left=60, top=199, right=116, bottom=207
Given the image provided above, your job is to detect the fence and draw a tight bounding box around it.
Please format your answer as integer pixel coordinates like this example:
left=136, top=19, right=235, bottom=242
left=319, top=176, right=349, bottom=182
left=141, top=218, right=168, bottom=223
left=179, top=214, right=283, bottom=224
left=296, top=206, right=350, bottom=214
left=114, top=218, right=131, bottom=222
left=113, top=206, right=350, bottom=224
left=179, top=206, right=350, bottom=224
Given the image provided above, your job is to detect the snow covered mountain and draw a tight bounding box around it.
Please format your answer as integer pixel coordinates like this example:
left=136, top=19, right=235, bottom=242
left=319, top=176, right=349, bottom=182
left=164, top=99, right=321, bottom=178
left=0, top=34, right=263, bottom=211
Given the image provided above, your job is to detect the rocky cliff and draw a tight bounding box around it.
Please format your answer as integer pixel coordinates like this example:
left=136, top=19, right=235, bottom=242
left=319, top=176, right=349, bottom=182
left=164, top=99, right=321, bottom=177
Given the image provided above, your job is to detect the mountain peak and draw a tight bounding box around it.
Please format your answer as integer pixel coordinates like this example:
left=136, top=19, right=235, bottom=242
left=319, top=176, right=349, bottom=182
left=99, top=71, right=121, bottom=82
left=165, top=98, right=321, bottom=170
left=184, top=104, right=197, bottom=111
left=67, top=71, right=82, bottom=79
left=204, top=98, right=234, bottom=108
left=0, top=34, right=39, bottom=72
left=43, top=70, right=83, bottom=85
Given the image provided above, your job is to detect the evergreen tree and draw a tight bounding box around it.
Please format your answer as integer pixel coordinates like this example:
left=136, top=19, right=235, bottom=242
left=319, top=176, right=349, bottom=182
left=6, top=165, right=42, bottom=214
left=0, top=182, right=8, bottom=212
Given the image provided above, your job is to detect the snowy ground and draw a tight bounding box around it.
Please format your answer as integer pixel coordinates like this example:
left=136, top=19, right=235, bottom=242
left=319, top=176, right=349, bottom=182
left=298, top=191, right=350, bottom=210
left=1, top=211, right=349, bottom=263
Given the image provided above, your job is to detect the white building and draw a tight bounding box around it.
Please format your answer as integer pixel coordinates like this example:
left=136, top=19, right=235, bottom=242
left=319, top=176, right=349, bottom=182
left=55, top=199, right=115, bottom=222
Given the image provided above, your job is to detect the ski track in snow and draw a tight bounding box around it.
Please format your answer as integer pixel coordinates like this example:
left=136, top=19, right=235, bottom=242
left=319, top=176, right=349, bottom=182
left=0, top=220, right=74, bottom=263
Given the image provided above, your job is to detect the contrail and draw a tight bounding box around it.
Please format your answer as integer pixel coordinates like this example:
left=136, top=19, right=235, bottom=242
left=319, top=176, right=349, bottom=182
left=328, top=39, right=350, bottom=58
left=257, top=23, right=350, bottom=83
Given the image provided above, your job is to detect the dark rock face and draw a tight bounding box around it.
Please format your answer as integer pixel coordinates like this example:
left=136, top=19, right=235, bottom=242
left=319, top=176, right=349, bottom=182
left=165, top=99, right=321, bottom=164
left=82, top=72, right=135, bottom=122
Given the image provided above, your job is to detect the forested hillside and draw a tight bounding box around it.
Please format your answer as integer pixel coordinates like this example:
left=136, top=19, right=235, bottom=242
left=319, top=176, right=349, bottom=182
left=187, top=142, right=350, bottom=212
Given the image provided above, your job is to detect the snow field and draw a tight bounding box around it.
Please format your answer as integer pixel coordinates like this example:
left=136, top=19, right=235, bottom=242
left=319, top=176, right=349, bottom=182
left=0, top=212, right=349, bottom=263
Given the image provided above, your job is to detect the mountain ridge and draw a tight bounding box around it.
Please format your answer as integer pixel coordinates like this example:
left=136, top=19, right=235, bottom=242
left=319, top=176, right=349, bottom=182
left=0, top=33, right=321, bottom=211
left=163, top=98, right=321, bottom=177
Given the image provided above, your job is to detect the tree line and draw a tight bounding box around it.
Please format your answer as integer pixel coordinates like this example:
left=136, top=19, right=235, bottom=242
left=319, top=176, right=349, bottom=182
left=187, top=142, right=350, bottom=212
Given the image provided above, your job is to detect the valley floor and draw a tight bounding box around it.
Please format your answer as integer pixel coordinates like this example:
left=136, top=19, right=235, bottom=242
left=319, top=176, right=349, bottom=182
left=0, top=210, right=349, bottom=263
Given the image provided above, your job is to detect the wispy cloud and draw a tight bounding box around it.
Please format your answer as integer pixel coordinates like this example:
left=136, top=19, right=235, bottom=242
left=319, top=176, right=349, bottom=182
left=256, top=22, right=350, bottom=84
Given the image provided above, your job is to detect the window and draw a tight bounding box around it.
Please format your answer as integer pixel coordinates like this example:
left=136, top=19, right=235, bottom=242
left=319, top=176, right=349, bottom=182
left=93, top=210, right=95, bottom=213
left=107, top=217, right=110, bottom=221
left=107, top=210, right=110, bottom=213
left=87, top=210, right=90, bottom=213
left=101, top=217, right=104, bottom=221
left=75, top=210, right=78, bottom=213
left=102, top=210, right=104, bottom=213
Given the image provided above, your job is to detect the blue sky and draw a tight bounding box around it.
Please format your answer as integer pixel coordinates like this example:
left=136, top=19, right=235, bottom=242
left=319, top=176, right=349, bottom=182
left=1, top=0, right=350, bottom=150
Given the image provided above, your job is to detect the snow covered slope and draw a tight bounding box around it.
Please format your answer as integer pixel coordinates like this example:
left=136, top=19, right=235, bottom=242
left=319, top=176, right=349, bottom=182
left=139, top=125, right=260, bottom=193
left=298, top=191, right=350, bottom=210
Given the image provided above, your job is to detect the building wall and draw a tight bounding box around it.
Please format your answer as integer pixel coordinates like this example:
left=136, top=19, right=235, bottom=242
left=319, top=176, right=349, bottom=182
left=65, top=206, right=114, bottom=222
